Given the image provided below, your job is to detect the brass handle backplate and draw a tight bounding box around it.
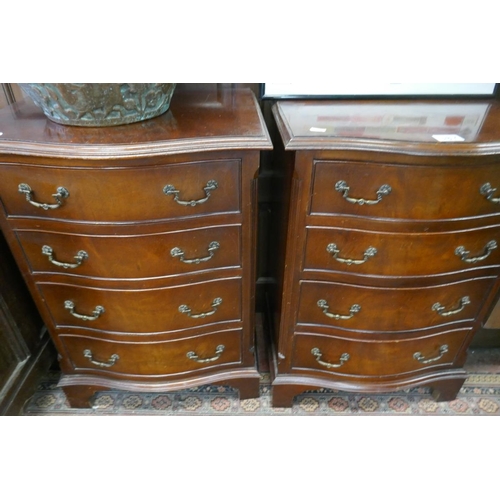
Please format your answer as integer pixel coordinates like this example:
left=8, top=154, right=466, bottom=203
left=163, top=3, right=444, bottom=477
left=186, top=344, right=225, bottom=364
left=455, top=240, right=497, bottom=264
left=42, top=245, right=88, bottom=269
left=64, top=300, right=105, bottom=321
left=432, top=296, right=470, bottom=317
left=18, top=183, right=69, bottom=210
left=179, top=297, right=222, bottom=319
left=317, top=299, right=361, bottom=320
left=163, top=180, right=218, bottom=206
left=335, top=180, right=391, bottom=205
left=311, top=347, right=350, bottom=369
left=413, top=345, right=448, bottom=364
left=171, top=241, right=220, bottom=264
left=326, top=243, right=377, bottom=265
left=83, top=349, right=119, bottom=368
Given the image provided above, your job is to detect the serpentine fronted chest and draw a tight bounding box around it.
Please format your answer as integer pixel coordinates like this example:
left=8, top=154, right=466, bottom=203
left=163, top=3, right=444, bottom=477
left=270, top=98, right=500, bottom=407
left=0, top=88, right=271, bottom=407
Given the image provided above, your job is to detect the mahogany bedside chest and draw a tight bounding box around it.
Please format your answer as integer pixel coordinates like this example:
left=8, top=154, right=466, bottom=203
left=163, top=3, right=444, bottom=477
left=0, top=87, right=271, bottom=408
left=270, top=98, right=500, bottom=407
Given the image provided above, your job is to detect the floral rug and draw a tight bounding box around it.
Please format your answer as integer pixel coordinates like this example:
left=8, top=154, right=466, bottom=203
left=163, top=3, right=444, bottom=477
left=22, top=316, right=500, bottom=416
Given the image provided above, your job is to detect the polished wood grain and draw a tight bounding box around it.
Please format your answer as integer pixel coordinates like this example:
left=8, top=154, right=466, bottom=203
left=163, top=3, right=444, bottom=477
left=292, top=328, right=469, bottom=376
left=16, top=224, right=241, bottom=279
left=59, top=329, right=242, bottom=376
left=0, top=88, right=271, bottom=158
left=39, top=277, right=242, bottom=333
left=0, top=88, right=271, bottom=407
left=310, top=160, right=500, bottom=222
left=304, top=225, right=500, bottom=279
left=270, top=98, right=500, bottom=407
left=297, top=277, right=495, bottom=332
left=0, top=159, right=241, bottom=222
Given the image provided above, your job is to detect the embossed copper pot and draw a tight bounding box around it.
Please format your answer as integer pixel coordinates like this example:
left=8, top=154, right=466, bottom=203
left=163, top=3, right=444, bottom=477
left=19, top=83, right=176, bottom=127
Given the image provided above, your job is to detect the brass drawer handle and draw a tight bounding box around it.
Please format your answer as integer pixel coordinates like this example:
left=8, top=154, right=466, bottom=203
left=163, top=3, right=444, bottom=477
left=311, top=348, right=350, bottom=369
left=413, top=344, right=448, bottom=364
left=18, top=183, right=69, bottom=210
left=42, top=245, right=88, bottom=269
left=64, top=300, right=105, bottom=321
left=455, top=240, right=497, bottom=264
left=171, top=241, right=220, bottom=264
left=317, top=299, right=361, bottom=320
left=83, top=349, right=119, bottom=368
left=186, top=344, right=225, bottom=364
left=432, top=296, right=470, bottom=317
left=163, top=179, right=218, bottom=206
left=335, top=180, right=391, bottom=205
left=178, top=297, right=222, bottom=319
left=480, top=182, right=500, bottom=203
left=326, top=243, right=377, bottom=265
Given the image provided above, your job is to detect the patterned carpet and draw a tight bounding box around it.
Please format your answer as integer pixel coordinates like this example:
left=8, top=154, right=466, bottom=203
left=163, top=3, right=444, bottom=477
left=22, top=316, right=500, bottom=416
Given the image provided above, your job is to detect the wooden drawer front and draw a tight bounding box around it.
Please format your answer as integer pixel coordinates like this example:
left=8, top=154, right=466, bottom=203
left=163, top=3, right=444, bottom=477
left=59, top=330, right=242, bottom=376
left=304, top=226, right=500, bottom=277
left=292, top=329, right=469, bottom=376
left=39, top=278, right=241, bottom=333
left=298, top=278, right=495, bottom=332
left=310, top=161, right=500, bottom=221
left=0, top=159, right=240, bottom=223
left=16, top=225, right=241, bottom=279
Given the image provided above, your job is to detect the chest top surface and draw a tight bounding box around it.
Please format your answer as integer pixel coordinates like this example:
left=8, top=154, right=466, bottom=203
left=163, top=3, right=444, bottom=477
left=0, top=88, right=272, bottom=159
left=273, top=99, right=500, bottom=156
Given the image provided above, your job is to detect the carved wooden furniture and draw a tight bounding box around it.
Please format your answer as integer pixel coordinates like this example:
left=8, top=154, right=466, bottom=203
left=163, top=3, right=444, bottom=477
left=0, top=230, right=53, bottom=415
left=270, top=98, right=500, bottom=407
left=0, top=87, right=271, bottom=408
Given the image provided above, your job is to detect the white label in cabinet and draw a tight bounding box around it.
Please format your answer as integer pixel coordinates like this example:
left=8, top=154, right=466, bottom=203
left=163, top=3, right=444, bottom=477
left=432, top=134, right=465, bottom=142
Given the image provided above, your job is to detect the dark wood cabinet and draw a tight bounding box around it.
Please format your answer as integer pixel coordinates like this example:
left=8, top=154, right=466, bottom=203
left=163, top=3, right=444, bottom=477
left=0, top=83, right=55, bottom=415
left=0, top=87, right=271, bottom=408
left=0, top=229, right=52, bottom=415
left=270, top=99, right=500, bottom=407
